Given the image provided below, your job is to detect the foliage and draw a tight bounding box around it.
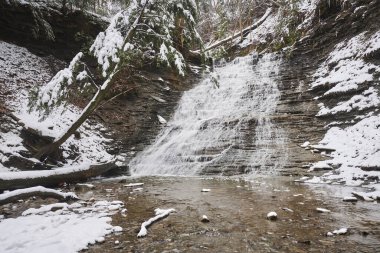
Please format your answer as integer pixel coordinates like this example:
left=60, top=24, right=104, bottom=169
left=32, top=0, right=203, bottom=115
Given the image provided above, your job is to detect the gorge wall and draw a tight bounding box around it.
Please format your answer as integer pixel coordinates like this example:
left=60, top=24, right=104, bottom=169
left=1, top=0, right=379, bottom=179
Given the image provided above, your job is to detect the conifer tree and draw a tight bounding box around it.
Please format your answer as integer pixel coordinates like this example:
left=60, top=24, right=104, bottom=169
left=33, top=0, right=203, bottom=160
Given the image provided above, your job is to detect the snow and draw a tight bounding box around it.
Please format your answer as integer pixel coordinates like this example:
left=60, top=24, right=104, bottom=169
left=0, top=41, right=113, bottom=170
left=22, top=202, right=70, bottom=216
left=0, top=186, right=77, bottom=202
left=300, top=141, right=310, bottom=148
left=309, top=161, right=332, bottom=171
left=317, top=87, right=380, bottom=116
left=39, top=52, right=83, bottom=107
left=124, top=183, right=144, bottom=187
left=76, top=183, right=95, bottom=189
left=312, top=31, right=380, bottom=96
left=332, top=227, right=348, bottom=235
left=0, top=200, right=124, bottom=253
left=304, top=28, right=380, bottom=196
left=90, top=8, right=134, bottom=77
left=137, top=208, right=175, bottom=237
left=201, top=188, right=211, bottom=192
left=240, top=10, right=277, bottom=48
left=0, top=163, right=92, bottom=180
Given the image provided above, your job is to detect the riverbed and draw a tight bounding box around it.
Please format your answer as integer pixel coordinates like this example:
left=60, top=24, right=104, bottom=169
left=85, top=176, right=380, bottom=253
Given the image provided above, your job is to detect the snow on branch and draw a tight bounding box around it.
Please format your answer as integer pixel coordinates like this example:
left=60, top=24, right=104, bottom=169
left=0, top=186, right=78, bottom=205
left=204, top=8, right=273, bottom=52
left=38, top=52, right=83, bottom=108
left=90, top=2, right=139, bottom=77
left=137, top=208, right=175, bottom=237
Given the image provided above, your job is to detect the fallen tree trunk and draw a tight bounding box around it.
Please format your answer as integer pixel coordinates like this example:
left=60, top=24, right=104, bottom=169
left=0, top=186, right=78, bottom=205
left=0, top=162, right=116, bottom=191
left=204, top=8, right=273, bottom=52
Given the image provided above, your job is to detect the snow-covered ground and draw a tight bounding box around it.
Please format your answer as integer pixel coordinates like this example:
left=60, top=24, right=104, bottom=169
left=0, top=41, right=114, bottom=172
left=0, top=199, right=124, bottom=253
left=0, top=40, right=123, bottom=253
left=303, top=30, right=380, bottom=199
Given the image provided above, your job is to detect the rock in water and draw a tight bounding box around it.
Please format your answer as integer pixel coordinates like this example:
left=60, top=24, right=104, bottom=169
left=267, top=212, right=278, bottom=220
left=333, top=228, right=348, bottom=235
left=316, top=208, right=331, bottom=213
left=343, top=196, right=358, bottom=202
left=201, top=215, right=210, bottom=223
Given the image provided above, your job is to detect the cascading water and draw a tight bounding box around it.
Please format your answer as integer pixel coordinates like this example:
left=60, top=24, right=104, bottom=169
left=129, top=53, right=287, bottom=176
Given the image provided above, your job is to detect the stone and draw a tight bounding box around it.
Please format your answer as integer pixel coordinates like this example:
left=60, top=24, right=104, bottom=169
left=201, top=215, right=210, bottom=223
left=343, top=196, right=358, bottom=202
left=316, top=208, right=331, bottom=213
left=267, top=211, right=278, bottom=220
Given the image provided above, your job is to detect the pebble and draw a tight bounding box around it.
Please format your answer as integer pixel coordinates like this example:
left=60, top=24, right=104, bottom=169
left=201, top=189, right=211, bottom=192
left=267, top=212, right=278, bottom=220
left=316, top=208, right=331, bottom=213
left=343, top=196, right=358, bottom=202
left=201, top=215, right=210, bottom=223
left=115, top=240, right=120, bottom=245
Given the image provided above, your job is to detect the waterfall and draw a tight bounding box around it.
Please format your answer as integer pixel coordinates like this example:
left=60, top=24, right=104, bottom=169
left=129, top=53, right=287, bottom=176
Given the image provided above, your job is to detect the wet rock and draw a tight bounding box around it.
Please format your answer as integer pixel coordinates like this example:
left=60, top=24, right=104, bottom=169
left=316, top=208, right=331, bottom=213
left=282, top=207, right=294, bottom=212
left=351, top=192, right=375, bottom=202
left=74, top=183, right=95, bottom=191
left=297, top=240, right=311, bottom=245
left=267, top=212, right=278, bottom=220
left=360, top=231, right=370, bottom=237
left=343, top=196, right=358, bottom=202
left=201, top=215, right=210, bottom=223
left=332, top=227, right=348, bottom=235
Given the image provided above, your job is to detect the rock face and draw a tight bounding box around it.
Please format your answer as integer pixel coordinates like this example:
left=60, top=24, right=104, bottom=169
left=1, top=0, right=379, bottom=177
left=0, top=0, right=107, bottom=61
left=274, top=0, right=380, bottom=175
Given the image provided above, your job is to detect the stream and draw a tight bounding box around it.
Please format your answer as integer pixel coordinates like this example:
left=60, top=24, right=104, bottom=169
left=86, top=176, right=380, bottom=253
left=85, top=54, right=380, bottom=252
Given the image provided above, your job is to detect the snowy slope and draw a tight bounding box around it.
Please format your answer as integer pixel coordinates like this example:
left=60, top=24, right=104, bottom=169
left=304, top=30, right=380, bottom=197
left=0, top=41, right=113, bottom=171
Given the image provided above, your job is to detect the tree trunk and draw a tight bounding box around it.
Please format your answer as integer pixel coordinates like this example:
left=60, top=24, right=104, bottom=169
left=35, top=1, right=148, bottom=161
left=204, top=8, right=272, bottom=52
left=0, top=162, right=116, bottom=191
left=0, top=186, right=78, bottom=205
left=36, top=77, right=114, bottom=161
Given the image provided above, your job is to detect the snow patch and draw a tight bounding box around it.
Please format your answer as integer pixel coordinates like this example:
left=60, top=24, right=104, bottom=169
left=0, top=200, right=124, bottom=253
left=137, top=208, right=175, bottom=237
